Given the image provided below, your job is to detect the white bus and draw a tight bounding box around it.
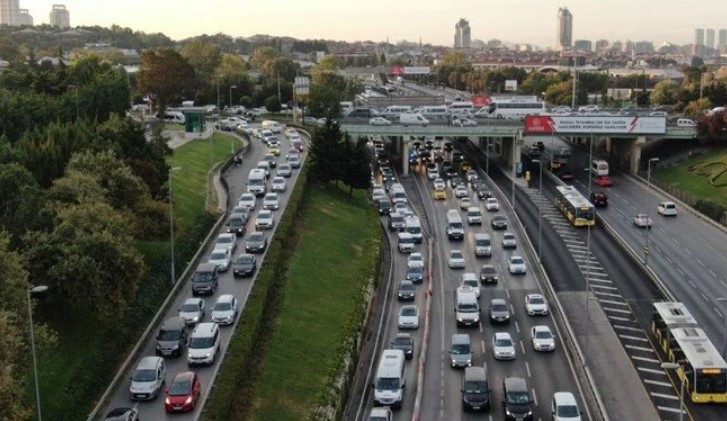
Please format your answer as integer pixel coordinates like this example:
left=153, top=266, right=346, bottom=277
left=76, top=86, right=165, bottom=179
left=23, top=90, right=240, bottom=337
left=447, top=101, right=474, bottom=114
left=591, top=160, right=609, bottom=177
left=476, top=98, right=546, bottom=120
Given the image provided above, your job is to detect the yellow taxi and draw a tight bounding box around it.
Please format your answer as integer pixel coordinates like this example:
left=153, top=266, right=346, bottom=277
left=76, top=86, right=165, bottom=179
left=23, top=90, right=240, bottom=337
left=461, top=161, right=473, bottom=172
left=433, top=188, right=447, bottom=200
left=267, top=145, right=281, bottom=156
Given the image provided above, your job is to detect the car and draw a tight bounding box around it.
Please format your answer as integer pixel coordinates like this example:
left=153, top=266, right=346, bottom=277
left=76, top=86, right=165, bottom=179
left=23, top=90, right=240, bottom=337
left=590, top=192, right=608, bottom=208
left=480, top=264, right=498, bottom=284
left=256, top=160, right=272, bottom=178
left=461, top=273, right=480, bottom=298
left=267, top=143, right=281, bottom=156
left=255, top=209, right=275, bottom=230
left=178, top=298, right=205, bottom=325
left=207, top=248, right=232, bottom=272
left=552, top=391, right=583, bottom=421
left=397, top=280, right=416, bottom=301
left=485, top=198, right=499, bottom=211
left=451, top=176, right=465, bottom=189
left=443, top=141, right=453, bottom=152
left=407, top=252, right=424, bottom=269
left=245, top=231, right=268, bottom=253
left=406, top=266, right=424, bottom=284
left=502, top=232, right=517, bottom=249
left=489, top=298, right=511, bottom=324
left=263, top=192, right=280, bottom=210
left=230, top=205, right=250, bottom=220
left=232, top=253, right=257, bottom=277
left=676, top=118, right=697, bottom=127
left=525, top=293, right=549, bottom=316
left=433, top=178, right=446, bottom=190
left=531, top=325, right=556, bottom=352
left=372, top=188, right=386, bottom=204
left=238, top=192, right=256, bottom=209
left=579, top=105, right=600, bottom=113
left=427, top=167, right=439, bottom=180
left=390, top=333, right=414, bottom=359
left=226, top=213, right=247, bottom=237
left=277, top=164, right=292, bottom=178
left=450, top=334, right=473, bottom=368
left=104, top=407, right=140, bottom=421
left=270, top=176, right=287, bottom=192
left=453, top=117, right=477, bottom=127
left=129, top=356, right=166, bottom=401
left=491, top=215, right=507, bottom=230
left=291, top=139, right=305, bottom=152
left=454, top=185, right=469, bottom=198
left=492, top=332, right=516, bottom=360
left=448, top=249, right=466, bottom=269
left=508, top=255, right=527, bottom=274
left=368, top=407, right=394, bottom=421
left=398, top=305, right=420, bottom=329
left=433, top=188, right=447, bottom=200
left=389, top=211, right=407, bottom=231
left=155, top=317, right=187, bottom=358
left=459, top=197, right=472, bottom=210
left=164, top=371, right=201, bottom=413
left=657, top=201, right=678, bottom=216
left=559, top=170, right=574, bottom=182
left=369, top=116, right=392, bottom=126
left=211, top=294, right=239, bottom=326
left=466, top=206, right=482, bottom=225
left=633, top=213, right=653, bottom=228
left=595, top=175, right=613, bottom=187
left=214, top=233, right=237, bottom=254
left=465, top=170, right=479, bottom=182
left=288, top=157, right=302, bottom=169
left=452, top=152, right=464, bottom=163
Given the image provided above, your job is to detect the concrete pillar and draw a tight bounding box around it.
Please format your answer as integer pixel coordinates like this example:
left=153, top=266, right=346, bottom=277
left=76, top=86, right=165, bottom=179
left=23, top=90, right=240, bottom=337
left=629, top=136, right=646, bottom=173
left=605, top=137, right=612, bottom=156
left=401, top=138, right=410, bottom=176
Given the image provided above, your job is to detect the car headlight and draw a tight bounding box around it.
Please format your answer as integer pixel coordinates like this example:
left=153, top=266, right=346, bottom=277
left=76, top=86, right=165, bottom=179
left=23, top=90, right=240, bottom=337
left=205, top=353, right=212, bottom=358
left=457, top=316, right=464, bottom=322
left=172, top=344, right=179, bottom=350
left=505, top=408, right=513, bottom=416
left=192, top=316, right=199, bottom=322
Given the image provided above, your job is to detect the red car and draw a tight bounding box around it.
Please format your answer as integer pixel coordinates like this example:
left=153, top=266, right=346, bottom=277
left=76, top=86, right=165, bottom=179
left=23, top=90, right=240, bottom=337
left=595, top=175, right=613, bottom=187
left=164, top=371, right=201, bottom=413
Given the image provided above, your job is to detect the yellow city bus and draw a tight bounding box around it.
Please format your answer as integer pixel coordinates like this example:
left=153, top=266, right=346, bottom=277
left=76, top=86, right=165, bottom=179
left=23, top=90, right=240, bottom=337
left=651, top=301, right=698, bottom=354
left=553, top=185, right=595, bottom=227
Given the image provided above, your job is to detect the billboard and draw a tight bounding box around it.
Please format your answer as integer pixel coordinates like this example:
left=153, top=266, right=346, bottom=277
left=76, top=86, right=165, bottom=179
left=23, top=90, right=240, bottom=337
left=524, top=115, right=667, bottom=135
left=505, top=80, right=518, bottom=91
left=294, top=77, right=310, bottom=96
left=390, top=66, right=431, bottom=75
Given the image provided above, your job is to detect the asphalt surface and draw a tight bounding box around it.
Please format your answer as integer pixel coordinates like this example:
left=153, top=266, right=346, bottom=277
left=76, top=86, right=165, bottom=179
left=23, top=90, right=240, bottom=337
left=100, top=127, right=307, bottom=420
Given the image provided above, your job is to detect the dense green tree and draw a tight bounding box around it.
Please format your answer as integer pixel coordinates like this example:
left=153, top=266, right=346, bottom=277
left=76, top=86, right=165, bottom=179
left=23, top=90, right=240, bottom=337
left=138, top=48, right=195, bottom=114
left=250, top=46, right=280, bottom=79
left=0, top=163, right=43, bottom=243
left=342, top=136, right=371, bottom=194
left=650, top=80, right=680, bottom=105
left=545, top=81, right=573, bottom=106
left=264, top=95, right=282, bottom=112
left=181, top=39, right=222, bottom=80
left=307, top=84, right=341, bottom=117
left=309, top=118, right=345, bottom=183
left=684, top=98, right=712, bottom=117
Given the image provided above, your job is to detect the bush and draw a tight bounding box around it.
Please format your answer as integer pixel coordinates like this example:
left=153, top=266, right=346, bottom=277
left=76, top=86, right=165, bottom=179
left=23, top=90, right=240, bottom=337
left=265, top=95, right=282, bottom=113
left=240, top=96, right=254, bottom=108
left=694, top=199, right=727, bottom=223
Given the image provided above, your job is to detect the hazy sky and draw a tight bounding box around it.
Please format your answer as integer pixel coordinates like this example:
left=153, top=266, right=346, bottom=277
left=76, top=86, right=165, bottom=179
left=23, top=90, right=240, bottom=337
left=23, top=0, right=727, bottom=47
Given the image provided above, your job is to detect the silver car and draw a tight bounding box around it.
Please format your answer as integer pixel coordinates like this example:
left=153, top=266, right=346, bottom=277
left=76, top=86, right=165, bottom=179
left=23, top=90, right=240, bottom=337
left=238, top=192, right=256, bottom=209
left=178, top=298, right=205, bottom=325
left=508, top=255, right=527, bottom=274
left=214, top=233, right=237, bottom=254
left=502, top=232, right=517, bottom=249
left=277, top=164, right=292, bottom=178
left=531, top=325, right=556, bottom=352
left=492, top=332, right=516, bottom=360
left=271, top=176, right=287, bottom=192
left=263, top=193, right=280, bottom=210
left=211, top=294, right=239, bottom=326
left=207, top=248, right=232, bottom=272
left=255, top=210, right=275, bottom=230
left=525, top=294, right=549, bottom=316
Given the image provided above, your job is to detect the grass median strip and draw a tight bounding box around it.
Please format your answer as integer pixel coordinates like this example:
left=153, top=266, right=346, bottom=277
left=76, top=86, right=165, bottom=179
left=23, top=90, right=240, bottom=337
left=654, top=147, right=727, bottom=208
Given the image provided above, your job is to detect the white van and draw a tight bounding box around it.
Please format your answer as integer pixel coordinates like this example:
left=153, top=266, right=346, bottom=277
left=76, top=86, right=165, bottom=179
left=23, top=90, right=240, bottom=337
left=246, top=169, right=267, bottom=197
left=381, top=105, right=412, bottom=119
left=676, top=118, right=696, bottom=127
left=390, top=185, right=407, bottom=205
left=417, top=105, right=448, bottom=119
left=187, top=322, right=220, bottom=366
left=466, top=207, right=482, bottom=225
left=474, top=233, right=492, bottom=257
left=455, top=286, right=480, bottom=327
left=400, top=113, right=429, bottom=127
left=446, top=209, right=464, bottom=241
left=397, top=232, right=416, bottom=253
left=163, top=111, right=185, bottom=124
left=405, top=216, right=422, bottom=243
left=591, top=160, right=609, bottom=177
left=373, top=349, right=406, bottom=408
left=261, top=120, right=283, bottom=134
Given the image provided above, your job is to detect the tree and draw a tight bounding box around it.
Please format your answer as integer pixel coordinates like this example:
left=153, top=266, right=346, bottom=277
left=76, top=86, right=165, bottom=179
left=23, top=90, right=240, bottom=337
left=684, top=98, right=712, bottom=117
left=215, top=53, right=249, bottom=83
left=137, top=48, right=195, bottom=114
left=311, top=55, right=339, bottom=86
left=698, top=109, right=727, bottom=142
left=650, top=80, right=680, bottom=105
left=250, top=46, right=279, bottom=79
left=264, top=95, right=282, bottom=112
left=545, top=81, right=573, bottom=106
left=342, top=136, right=371, bottom=195
left=309, top=118, right=345, bottom=183
left=181, top=39, right=222, bottom=80
left=0, top=163, right=43, bottom=243
left=307, top=84, right=341, bottom=117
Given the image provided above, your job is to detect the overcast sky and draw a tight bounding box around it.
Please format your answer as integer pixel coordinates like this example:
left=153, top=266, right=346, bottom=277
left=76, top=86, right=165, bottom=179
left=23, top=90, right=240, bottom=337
left=23, top=0, right=727, bottom=47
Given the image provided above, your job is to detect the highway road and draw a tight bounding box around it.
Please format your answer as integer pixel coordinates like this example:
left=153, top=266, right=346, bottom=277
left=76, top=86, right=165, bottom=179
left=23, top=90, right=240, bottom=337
left=99, top=127, right=307, bottom=420
left=355, top=137, right=588, bottom=420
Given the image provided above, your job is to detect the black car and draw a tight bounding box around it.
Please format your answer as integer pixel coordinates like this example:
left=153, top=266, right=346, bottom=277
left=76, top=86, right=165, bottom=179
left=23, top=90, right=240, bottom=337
left=480, top=264, right=498, bottom=284
left=378, top=198, right=392, bottom=215
left=450, top=176, right=464, bottom=188
left=262, top=153, right=277, bottom=169
left=226, top=214, right=247, bottom=237
left=245, top=232, right=268, bottom=253
left=155, top=317, right=187, bottom=358
left=391, top=333, right=414, bottom=359
left=232, top=253, right=257, bottom=277
left=559, top=170, right=574, bottom=182
left=425, top=140, right=434, bottom=150
left=397, top=280, right=416, bottom=301
left=477, top=188, right=492, bottom=199
left=590, top=191, right=608, bottom=207
left=104, top=408, right=140, bottom=421
left=444, top=142, right=453, bottom=152
left=406, top=266, right=424, bottom=284
left=491, top=215, right=508, bottom=230
left=419, top=150, right=431, bottom=162
left=452, top=152, right=464, bottom=163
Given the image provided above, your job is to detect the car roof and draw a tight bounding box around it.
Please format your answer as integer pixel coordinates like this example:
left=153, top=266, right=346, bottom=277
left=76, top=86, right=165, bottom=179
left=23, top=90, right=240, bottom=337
left=553, top=391, right=578, bottom=405
left=216, top=294, right=235, bottom=304
left=183, top=297, right=202, bottom=305
left=533, top=325, right=551, bottom=333
left=172, top=371, right=196, bottom=383
left=136, top=356, right=162, bottom=369
left=504, top=377, right=528, bottom=391
left=495, top=332, right=511, bottom=339
left=491, top=298, right=507, bottom=305
left=161, top=317, right=185, bottom=330
left=527, top=293, right=543, bottom=299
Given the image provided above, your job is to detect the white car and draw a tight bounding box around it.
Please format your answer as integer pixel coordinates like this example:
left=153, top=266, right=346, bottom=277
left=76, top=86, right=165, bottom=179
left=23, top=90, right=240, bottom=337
left=255, top=210, right=275, bottom=230
left=453, top=117, right=477, bottom=127
left=211, top=294, right=239, bottom=326
left=465, top=170, right=479, bottom=182
left=485, top=198, right=500, bottom=211
left=271, top=176, right=287, bottom=192
left=454, top=185, right=469, bottom=198
left=207, top=248, right=232, bottom=272
left=178, top=298, right=205, bottom=325
left=492, top=332, right=516, bottom=360
left=461, top=273, right=480, bottom=298
left=263, top=193, right=280, bottom=210
left=433, top=178, right=446, bottom=190
left=427, top=167, right=439, bottom=180
left=448, top=250, right=466, bottom=269
left=277, top=164, right=292, bottom=178
left=502, top=232, right=517, bottom=249
left=214, top=233, right=237, bottom=254
left=657, top=201, right=677, bottom=216
left=398, top=305, right=420, bottom=329
left=578, top=105, right=600, bottom=113
left=633, top=213, right=653, bottom=228
left=284, top=128, right=298, bottom=138
left=372, top=188, right=386, bottom=203
left=525, top=293, right=549, bottom=316
left=369, top=117, right=392, bottom=126
left=459, top=197, right=472, bottom=210
left=407, top=252, right=424, bottom=269
left=531, top=325, right=556, bottom=352
left=508, top=255, right=527, bottom=275
left=238, top=192, right=256, bottom=209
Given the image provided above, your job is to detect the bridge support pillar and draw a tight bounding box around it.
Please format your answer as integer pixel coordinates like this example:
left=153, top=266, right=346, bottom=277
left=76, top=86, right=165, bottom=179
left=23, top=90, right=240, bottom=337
left=629, top=136, right=646, bottom=173
left=605, top=137, right=612, bottom=156
left=401, top=138, right=409, bottom=176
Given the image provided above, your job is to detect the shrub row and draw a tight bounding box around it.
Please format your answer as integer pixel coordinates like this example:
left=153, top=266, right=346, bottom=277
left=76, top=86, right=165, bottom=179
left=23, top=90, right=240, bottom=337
left=203, top=163, right=311, bottom=421
left=694, top=199, right=727, bottom=224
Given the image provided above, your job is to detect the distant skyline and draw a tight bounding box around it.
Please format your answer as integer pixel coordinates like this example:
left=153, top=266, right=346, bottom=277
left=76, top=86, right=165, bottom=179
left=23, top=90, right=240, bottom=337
left=19, top=0, right=727, bottom=48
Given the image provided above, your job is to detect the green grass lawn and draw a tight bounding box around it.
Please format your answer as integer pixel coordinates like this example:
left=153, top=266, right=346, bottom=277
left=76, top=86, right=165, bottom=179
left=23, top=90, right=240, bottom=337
left=35, top=132, right=238, bottom=420
left=250, top=184, right=376, bottom=421
left=164, top=123, right=185, bottom=132
left=654, top=147, right=727, bottom=208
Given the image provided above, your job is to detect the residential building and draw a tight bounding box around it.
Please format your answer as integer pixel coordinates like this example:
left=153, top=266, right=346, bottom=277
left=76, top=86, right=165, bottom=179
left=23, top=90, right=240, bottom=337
left=49, top=4, right=70, bottom=29
left=16, top=7, right=31, bottom=25
left=695, top=28, right=705, bottom=46
left=719, top=29, right=727, bottom=47
left=707, top=29, right=715, bottom=49
left=574, top=39, right=592, bottom=52
left=611, top=41, right=624, bottom=54
left=557, top=7, right=573, bottom=49
left=595, top=39, right=609, bottom=55
left=454, top=19, right=471, bottom=49
left=0, top=0, right=19, bottom=25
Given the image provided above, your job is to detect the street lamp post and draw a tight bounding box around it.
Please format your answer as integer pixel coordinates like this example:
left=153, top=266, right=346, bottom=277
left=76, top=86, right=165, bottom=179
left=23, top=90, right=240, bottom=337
left=68, top=84, right=79, bottom=120
left=168, top=167, right=182, bottom=285
left=645, top=157, right=660, bottom=265
left=229, top=85, right=238, bottom=108
left=28, top=285, right=48, bottom=421
left=661, top=362, right=685, bottom=421
left=717, top=297, right=727, bottom=359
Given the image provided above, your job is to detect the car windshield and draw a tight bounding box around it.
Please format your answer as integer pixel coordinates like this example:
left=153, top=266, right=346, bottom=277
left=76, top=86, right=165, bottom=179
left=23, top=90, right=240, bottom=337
left=401, top=307, right=417, bottom=316
left=558, top=405, right=580, bottom=417
left=168, top=379, right=192, bottom=396
left=458, top=303, right=478, bottom=312
left=493, top=304, right=508, bottom=312
left=507, top=392, right=530, bottom=405
left=228, top=218, right=244, bottom=227
left=214, top=302, right=232, bottom=311
left=249, top=234, right=264, bottom=242
left=482, top=266, right=495, bottom=273
left=375, top=377, right=400, bottom=390
left=529, top=297, right=544, bottom=304
left=400, top=284, right=415, bottom=291
left=181, top=303, right=199, bottom=312
left=132, top=369, right=156, bottom=382
left=189, top=337, right=215, bottom=349
left=494, top=216, right=505, bottom=222
left=496, top=338, right=513, bottom=347
left=504, top=234, right=514, bottom=240
left=464, top=380, right=487, bottom=394
left=158, top=329, right=181, bottom=341
left=452, top=344, right=470, bottom=354
left=451, top=252, right=463, bottom=259
left=535, top=331, right=552, bottom=339
left=217, top=237, right=232, bottom=245
left=392, top=337, right=410, bottom=346
left=210, top=252, right=227, bottom=260
left=463, top=279, right=478, bottom=287
left=511, top=258, right=524, bottom=265
left=259, top=211, right=272, bottom=218
left=236, top=256, right=253, bottom=264
left=409, top=267, right=422, bottom=275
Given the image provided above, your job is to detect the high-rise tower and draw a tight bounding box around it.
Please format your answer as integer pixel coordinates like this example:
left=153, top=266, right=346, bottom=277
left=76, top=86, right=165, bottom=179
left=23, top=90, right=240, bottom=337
left=454, top=19, right=471, bottom=49
left=557, top=7, right=573, bottom=50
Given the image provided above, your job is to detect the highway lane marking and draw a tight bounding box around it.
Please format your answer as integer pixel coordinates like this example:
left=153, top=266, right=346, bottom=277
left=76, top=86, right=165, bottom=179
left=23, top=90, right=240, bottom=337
left=626, top=344, right=655, bottom=352
left=632, top=355, right=660, bottom=364
left=644, top=379, right=673, bottom=387
left=520, top=341, right=525, bottom=355
left=505, top=289, right=511, bottom=299
left=651, top=393, right=679, bottom=401
left=531, top=388, right=538, bottom=406
left=672, top=238, right=680, bottom=246
left=586, top=277, right=612, bottom=283
left=591, top=284, right=618, bottom=290
left=721, top=280, right=727, bottom=289
left=638, top=367, right=667, bottom=375
left=515, top=321, right=520, bottom=333
left=619, top=334, right=649, bottom=342
left=479, top=323, right=483, bottom=333
left=608, top=315, right=632, bottom=322
left=593, top=291, right=622, bottom=298
left=716, top=308, right=723, bottom=318
left=481, top=340, right=486, bottom=354
left=688, top=279, right=697, bottom=288
left=615, top=324, right=645, bottom=332
left=708, top=269, right=717, bottom=278
left=685, top=248, right=693, bottom=256
left=696, top=258, right=705, bottom=267
left=600, top=299, right=629, bottom=306
left=676, top=267, right=685, bottom=276
left=586, top=271, right=610, bottom=277
left=510, top=304, right=516, bottom=316
left=525, top=361, right=531, bottom=378
left=602, top=306, right=631, bottom=314
left=664, top=255, right=673, bottom=264
left=701, top=292, right=710, bottom=302
left=658, top=406, right=687, bottom=414
left=568, top=244, right=589, bottom=250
